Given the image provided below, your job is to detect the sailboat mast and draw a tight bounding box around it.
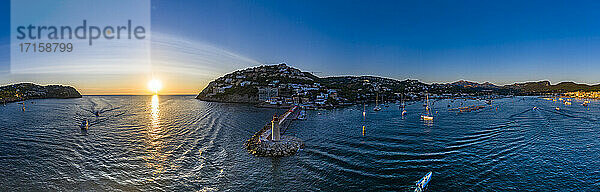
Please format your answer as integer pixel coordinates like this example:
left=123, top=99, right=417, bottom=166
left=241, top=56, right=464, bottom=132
left=425, top=93, right=430, bottom=114
left=401, top=93, right=405, bottom=106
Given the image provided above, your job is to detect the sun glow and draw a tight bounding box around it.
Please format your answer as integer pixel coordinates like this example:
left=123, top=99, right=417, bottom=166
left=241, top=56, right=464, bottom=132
left=148, top=79, right=162, bottom=94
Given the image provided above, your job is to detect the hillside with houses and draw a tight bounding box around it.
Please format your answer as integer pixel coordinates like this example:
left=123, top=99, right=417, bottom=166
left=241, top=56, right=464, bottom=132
left=196, top=63, right=600, bottom=108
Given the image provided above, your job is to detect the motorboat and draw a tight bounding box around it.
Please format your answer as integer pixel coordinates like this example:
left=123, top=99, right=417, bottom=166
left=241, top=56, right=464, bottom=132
left=415, top=172, right=432, bottom=192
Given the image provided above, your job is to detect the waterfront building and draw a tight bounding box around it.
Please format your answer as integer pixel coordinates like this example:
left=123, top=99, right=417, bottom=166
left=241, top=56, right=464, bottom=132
left=258, top=87, right=279, bottom=101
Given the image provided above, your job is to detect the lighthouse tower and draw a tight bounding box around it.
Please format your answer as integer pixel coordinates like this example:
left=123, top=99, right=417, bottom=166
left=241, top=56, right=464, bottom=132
left=271, top=115, right=280, bottom=141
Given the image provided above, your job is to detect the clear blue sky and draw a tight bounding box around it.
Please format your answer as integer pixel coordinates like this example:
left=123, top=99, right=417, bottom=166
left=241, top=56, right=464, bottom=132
left=151, top=0, right=600, bottom=85
left=2, top=0, right=600, bottom=92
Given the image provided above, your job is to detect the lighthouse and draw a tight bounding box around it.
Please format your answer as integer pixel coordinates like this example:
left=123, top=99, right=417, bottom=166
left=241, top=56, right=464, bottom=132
left=271, top=115, right=280, bottom=141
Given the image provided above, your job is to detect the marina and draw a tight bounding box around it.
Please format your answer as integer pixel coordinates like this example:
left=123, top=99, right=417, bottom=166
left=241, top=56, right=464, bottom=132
left=3, top=1, right=600, bottom=191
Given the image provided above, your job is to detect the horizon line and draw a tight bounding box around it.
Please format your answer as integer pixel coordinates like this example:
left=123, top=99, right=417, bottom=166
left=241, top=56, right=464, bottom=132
left=82, top=94, right=197, bottom=96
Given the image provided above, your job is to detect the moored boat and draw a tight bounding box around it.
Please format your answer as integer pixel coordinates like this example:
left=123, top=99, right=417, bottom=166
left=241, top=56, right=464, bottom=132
left=297, top=110, right=306, bottom=120
left=374, top=93, right=382, bottom=111
left=421, top=94, right=433, bottom=121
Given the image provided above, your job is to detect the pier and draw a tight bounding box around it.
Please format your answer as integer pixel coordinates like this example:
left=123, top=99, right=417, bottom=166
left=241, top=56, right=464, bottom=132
left=245, top=106, right=304, bottom=157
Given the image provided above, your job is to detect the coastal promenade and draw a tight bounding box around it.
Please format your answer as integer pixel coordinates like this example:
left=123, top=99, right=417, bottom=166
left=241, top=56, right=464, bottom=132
left=244, top=105, right=304, bottom=157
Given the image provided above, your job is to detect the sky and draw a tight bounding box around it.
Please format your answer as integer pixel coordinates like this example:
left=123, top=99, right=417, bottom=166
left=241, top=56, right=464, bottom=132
left=1, top=0, right=600, bottom=94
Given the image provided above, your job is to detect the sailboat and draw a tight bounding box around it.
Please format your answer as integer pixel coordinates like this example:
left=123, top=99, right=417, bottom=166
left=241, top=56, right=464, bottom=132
left=383, top=94, right=389, bottom=107
left=373, top=93, right=382, bottom=111
left=400, top=93, right=407, bottom=116
left=421, top=94, right=433, bottom=121
left=362, top=103, right=366, bottom=120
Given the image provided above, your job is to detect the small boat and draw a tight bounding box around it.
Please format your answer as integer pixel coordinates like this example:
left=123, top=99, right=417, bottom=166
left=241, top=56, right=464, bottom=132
left=399, top=93, right=407, bottom=108
left=297, top=110, right=306, bottom=120
left=383, top=95, right=389, bottom=107
left=80, top=119, right=89, bottom=130
left=421, top=114, right=433, bottom=121
left=362, top=103, right=367, bottom=120
left=402, top=109, right=407, bottom=116
left=555, top=107, right=560, bottom=111
left=415, top=172, right=432, bottom=192
left=373, top=106, right=382, bottom=111
left=421, top=94, right=433, bottom=121
left=564, top=101, right=571, bottom=105
left=582, top=103, right=588, bottom=107
left=374, top=93, right=382, bottom=111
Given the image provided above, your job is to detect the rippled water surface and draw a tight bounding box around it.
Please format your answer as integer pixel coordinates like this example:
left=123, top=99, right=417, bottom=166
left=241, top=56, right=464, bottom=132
left=1, top=96, right=599, bottom=191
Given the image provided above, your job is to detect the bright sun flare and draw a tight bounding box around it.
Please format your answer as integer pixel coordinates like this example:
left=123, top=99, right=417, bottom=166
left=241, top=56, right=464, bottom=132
left=148, top=79, right=162, bottom=94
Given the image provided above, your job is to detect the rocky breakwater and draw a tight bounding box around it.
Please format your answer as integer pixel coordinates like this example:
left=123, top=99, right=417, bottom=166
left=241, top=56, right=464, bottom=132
left=245, top=134, right=304, bottom=157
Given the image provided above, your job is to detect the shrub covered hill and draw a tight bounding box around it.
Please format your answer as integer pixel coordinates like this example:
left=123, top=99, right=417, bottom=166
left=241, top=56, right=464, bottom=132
left=0, top=83, right=82, bottom=103
left=196, top=63, right=600, bottom=104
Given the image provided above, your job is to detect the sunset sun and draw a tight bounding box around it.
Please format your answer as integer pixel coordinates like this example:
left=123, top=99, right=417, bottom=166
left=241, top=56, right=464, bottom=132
left=148, top=79, right=162, bottom=94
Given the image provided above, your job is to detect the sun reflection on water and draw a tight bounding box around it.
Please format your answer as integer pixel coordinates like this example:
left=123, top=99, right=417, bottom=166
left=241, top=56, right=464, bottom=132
left=145, top=94, right=168, bottom=178
left=151, top=95, right=160, bottom=129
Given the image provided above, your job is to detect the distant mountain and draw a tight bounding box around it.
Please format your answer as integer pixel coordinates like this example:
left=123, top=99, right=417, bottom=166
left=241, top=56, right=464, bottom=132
left=450, top=80, right=498, bottom=89
left=0, top=83, right=82, bottom=103
left=505, top=81, right=600, bottom=93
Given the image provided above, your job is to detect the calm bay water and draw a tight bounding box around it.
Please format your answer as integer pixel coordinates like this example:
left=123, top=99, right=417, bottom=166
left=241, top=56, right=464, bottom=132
left=1, top=96, right=599, bottom=191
